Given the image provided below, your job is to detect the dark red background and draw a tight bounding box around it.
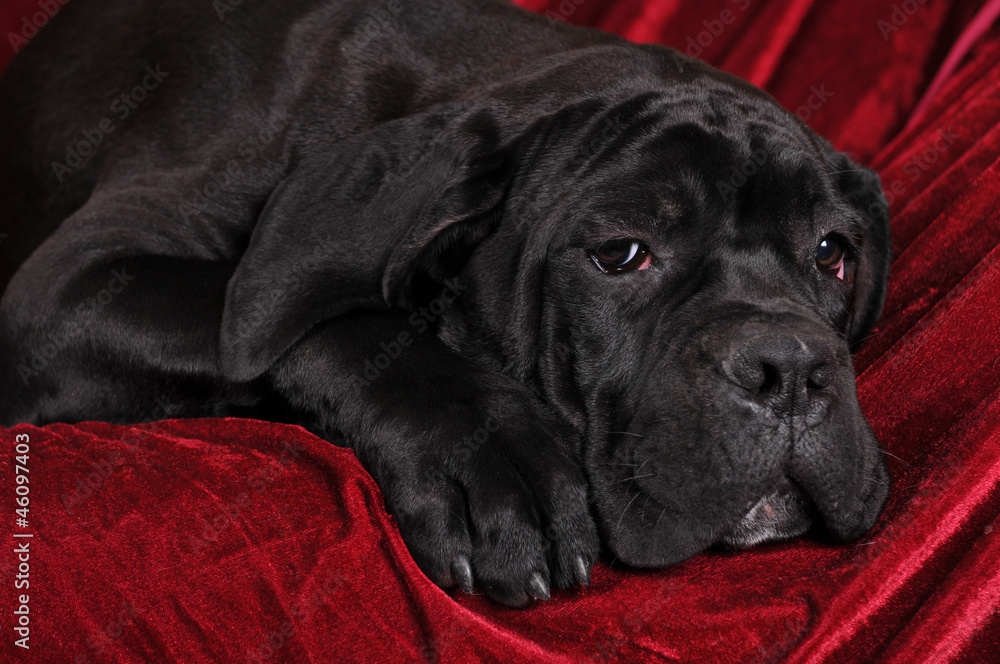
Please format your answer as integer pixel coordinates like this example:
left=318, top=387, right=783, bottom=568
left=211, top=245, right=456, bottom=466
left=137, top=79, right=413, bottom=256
left=2, top=0, right=999, bottom=662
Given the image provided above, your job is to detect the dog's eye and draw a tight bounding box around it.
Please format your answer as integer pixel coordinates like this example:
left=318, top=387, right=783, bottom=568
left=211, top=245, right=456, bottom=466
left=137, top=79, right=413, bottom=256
left=816, top=236, right=848, bottom=281
left=589, top=240, right=651, bottom=274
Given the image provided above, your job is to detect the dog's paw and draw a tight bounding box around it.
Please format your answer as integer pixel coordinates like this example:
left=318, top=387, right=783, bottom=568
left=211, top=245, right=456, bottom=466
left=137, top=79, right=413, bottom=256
left=380, top=391, right=599, bottom=606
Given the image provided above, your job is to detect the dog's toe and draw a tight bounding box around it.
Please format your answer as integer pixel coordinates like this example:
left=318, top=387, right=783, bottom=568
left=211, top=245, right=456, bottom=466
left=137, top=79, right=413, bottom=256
left=451, top=555, right=474, bottom=594
left=380, top=390, right=599, bottom=605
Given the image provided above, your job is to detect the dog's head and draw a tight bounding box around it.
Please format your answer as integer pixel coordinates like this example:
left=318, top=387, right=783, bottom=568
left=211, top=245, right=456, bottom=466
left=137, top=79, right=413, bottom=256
left=222, top=45, right=890, bottom=567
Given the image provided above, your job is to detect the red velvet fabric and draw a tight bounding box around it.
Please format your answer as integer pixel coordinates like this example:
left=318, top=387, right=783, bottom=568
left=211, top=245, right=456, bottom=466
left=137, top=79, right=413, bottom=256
left=3, top=1, right=999, bottom=662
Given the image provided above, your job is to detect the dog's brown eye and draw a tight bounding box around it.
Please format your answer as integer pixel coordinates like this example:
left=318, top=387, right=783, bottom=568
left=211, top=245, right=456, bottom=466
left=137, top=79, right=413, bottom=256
left=590, top=240, right=651, bottom=274
left=816, top=236, right=847, bottom=281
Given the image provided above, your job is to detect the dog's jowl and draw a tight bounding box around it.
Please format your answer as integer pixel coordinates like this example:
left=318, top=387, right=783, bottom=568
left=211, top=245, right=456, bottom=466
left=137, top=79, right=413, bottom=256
left=0, top=0, right=891, bottom=606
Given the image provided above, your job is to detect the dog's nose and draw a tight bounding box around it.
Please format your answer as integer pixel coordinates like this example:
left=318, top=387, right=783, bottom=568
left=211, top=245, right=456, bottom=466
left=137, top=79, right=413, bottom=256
left=724, top=330, right=836, bottom=418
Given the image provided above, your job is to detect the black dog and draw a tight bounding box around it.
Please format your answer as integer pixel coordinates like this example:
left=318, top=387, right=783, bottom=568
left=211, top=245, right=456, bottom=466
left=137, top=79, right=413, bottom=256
left=0, top=0, right=891, bottom=606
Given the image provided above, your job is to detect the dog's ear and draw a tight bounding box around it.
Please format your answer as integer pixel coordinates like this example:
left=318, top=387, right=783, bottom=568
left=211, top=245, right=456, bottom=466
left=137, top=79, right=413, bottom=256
left=828, top=150, right=892, bottom=349
left=220, top=108, right=518, bottom=382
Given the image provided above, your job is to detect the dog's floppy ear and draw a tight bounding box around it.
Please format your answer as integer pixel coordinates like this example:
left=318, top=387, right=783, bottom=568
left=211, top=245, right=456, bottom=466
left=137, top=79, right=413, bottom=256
left=828, top=150, right=892, bottom=349
left=220, top=108, right=517, bottom=382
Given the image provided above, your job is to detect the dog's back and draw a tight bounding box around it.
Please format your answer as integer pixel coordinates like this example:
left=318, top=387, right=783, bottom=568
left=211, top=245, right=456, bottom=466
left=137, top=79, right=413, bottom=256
left=0, top=0, right=612, bottom=290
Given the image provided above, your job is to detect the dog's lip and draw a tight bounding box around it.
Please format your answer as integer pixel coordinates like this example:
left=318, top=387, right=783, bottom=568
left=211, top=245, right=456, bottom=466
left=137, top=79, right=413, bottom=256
left=817, top=455, right=891, bottom=542
left=717, top=481, right=815, bottom=550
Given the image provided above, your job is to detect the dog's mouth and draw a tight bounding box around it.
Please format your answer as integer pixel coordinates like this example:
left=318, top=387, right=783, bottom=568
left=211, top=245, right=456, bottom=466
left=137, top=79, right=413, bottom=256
left=581, top=314, right=889, bottom=567
left=717, top=478, right=816, bottom=550
left=587, top=424, right=888, bottom=567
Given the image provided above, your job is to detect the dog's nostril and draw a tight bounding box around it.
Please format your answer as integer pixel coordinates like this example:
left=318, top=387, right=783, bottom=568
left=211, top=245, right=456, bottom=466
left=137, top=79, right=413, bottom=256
left=756, top=362, right=781, bottom=395
left=807, top=364, right=833, bottom=390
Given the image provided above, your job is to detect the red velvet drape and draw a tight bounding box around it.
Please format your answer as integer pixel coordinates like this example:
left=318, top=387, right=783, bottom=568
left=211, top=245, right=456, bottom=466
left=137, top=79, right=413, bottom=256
left=2, top=1, right=999, bottom=662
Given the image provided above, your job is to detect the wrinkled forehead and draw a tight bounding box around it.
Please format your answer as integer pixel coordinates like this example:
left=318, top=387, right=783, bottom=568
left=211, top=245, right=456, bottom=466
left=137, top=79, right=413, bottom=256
left=563, top=87, right=859, bottom=245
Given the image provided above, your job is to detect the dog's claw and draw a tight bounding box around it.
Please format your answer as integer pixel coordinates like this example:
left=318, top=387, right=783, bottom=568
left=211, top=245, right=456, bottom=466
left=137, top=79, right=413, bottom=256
left=452, top=556, right=474, bottom=594
left=573, top=555, right=590, bottom=587
left=527, top=572, right=550, bottom=601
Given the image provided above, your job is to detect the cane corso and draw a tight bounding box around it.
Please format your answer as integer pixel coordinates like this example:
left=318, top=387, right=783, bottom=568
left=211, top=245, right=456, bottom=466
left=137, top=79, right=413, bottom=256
left=0, top=0, right=891, bottom=605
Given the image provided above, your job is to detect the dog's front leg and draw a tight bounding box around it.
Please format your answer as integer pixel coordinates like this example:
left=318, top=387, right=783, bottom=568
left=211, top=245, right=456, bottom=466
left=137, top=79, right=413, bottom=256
left=0, top=226, right=246, bottom=426
left=267, top=309, right=599, bottom=606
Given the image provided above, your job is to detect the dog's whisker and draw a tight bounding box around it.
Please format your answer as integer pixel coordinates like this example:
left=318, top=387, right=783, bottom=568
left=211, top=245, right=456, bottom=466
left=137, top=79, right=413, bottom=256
left=608, top=431, right=644, bottom=438
left=635, top=457, right=652, bottom=475
left=617, top=473, right=657, bottom=483
left=854, top=329, right=887, bottom=345
left=880, top=449, right=911, bottom=467
left=640, top=493, right=652, bottom=519
left=616, top=490, right=643, bottom=530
